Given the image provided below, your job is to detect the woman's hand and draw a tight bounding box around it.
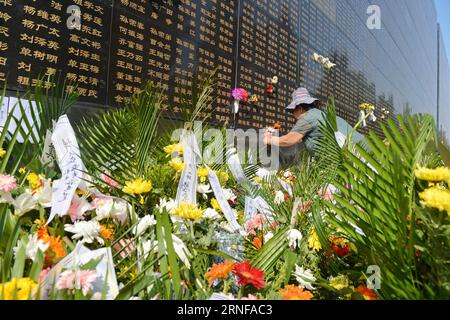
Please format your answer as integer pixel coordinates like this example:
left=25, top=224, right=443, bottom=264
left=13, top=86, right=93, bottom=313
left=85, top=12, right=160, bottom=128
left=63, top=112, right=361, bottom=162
left=263, top=129, right=273, bottom=145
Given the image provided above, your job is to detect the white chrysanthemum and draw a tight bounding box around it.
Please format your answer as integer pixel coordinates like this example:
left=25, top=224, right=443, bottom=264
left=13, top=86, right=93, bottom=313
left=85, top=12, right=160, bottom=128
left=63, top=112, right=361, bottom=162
left=203, top=208, right=220, bottom=220
left=64, top=220, right=103, bottom=245
left=274, top=190, right=285, bottom=205
left=287, top=229, right=303, bottom=249
left=94, top=197, right=114, bottom=220
left=111, top=199, right=130, bottom=225
left=223, top=188, right=237, bottom=202
left=156, top=198, right=176, bottom=214
left=197, top=184, right=212, bottom=199
left=293, top=265, right=317, bottom=290
left=13, top=233, right=49, bottom=261
left=134, top=215, right=157, bottom=236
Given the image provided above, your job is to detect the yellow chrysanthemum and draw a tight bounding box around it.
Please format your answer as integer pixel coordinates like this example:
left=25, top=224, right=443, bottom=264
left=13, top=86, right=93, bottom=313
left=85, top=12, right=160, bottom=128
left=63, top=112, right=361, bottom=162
left=217, top=171, right=229, bottom=184
left=164, top=143, right=183, bottom=156
left=419, top=187, right=450, bottom=215
left=169, top=158, right=184, bottom=173
left=329, top=274, right=350, bottom=291
left=172, top=203, right=204, bottom=220
left=26, top=172, right=41, bottom=189
left=122, top=177, right=152, bottom=195
left=0, top=278, right=37, bottom=300
left=0, top=148, right=6, bottom=158
left=18, top=167, right=27, bottom=174
left=211, top=198, right=221, bottom=212
left=415, top=167, right=450, bottom=182
left=308, top=227, right=322, bottom=252
left=197, top=167, right=210, bottom=183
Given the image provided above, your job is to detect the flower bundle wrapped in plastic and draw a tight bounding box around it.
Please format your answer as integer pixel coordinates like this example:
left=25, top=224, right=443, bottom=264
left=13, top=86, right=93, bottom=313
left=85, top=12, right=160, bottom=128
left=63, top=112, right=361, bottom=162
left=231, top=88, right=249, bottom=114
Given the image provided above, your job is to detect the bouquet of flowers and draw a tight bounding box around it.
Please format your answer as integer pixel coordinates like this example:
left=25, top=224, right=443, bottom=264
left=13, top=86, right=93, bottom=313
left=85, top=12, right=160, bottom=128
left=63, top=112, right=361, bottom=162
left=231, top=88, right=249, bottom=114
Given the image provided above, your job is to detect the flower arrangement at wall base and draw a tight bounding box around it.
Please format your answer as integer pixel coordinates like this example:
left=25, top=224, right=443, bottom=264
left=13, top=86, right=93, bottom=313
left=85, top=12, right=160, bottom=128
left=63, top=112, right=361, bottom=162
left=0, top=79, right=448, bottom=300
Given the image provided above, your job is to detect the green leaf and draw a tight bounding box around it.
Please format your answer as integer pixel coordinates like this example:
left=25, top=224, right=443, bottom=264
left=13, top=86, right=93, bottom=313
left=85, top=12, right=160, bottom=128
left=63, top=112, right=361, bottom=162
left=29, top=250, right=44, bottom=282
left=11, top=237, right=26, bottom=278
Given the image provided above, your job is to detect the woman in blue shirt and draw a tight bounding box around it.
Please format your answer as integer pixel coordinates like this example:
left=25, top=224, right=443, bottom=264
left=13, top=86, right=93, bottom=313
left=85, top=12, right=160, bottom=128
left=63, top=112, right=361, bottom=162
left=264, top=87, right=367, bottom=156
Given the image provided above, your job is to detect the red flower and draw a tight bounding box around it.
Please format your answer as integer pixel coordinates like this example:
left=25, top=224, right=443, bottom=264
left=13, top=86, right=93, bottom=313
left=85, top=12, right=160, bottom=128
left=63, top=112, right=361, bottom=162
left=330, top=236, right=351, bottom=257
left=233, top=261, right=266, bottom=289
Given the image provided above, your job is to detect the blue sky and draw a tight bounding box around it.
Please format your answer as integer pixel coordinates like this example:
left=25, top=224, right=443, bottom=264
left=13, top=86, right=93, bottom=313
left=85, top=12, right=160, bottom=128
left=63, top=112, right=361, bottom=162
left=435, top=0, right=450, bottom=62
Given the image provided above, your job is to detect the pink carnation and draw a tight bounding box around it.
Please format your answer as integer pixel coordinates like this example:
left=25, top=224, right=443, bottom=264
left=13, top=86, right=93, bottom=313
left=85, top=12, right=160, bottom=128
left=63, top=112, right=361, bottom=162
left=244, top=214, right=266, bottom=236
left=0, top=174, right=17, bottom=192
left=231, top=88, right=249, bottom=101
left=100, top=173, right=121, bottom=189
left=56, top=270, right=98, bottom=296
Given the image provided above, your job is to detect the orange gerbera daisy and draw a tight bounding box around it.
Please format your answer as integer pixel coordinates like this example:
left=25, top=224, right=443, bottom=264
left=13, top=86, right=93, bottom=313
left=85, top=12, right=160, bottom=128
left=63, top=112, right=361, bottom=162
left=279, top=285, right=314, bottom=300
left=44, top=236, right=66, bottom=265
left=36, top=224, right=66, bottom=266
left=232, top=260, right=266, bottom=289
left=355, top=285, right=377, bottom=300
left=205, top=261, right=235, bottom=286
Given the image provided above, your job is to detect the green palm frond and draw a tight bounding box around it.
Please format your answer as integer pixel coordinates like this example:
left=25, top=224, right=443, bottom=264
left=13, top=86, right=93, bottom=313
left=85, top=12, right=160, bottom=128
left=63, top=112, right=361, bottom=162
left=323, top=113, right=437, bottom=299
left=78, top=82, right=163, bottom=182
left=317, top=97, right=343, bottom=170
left=1, top=78, right=77, bottom=174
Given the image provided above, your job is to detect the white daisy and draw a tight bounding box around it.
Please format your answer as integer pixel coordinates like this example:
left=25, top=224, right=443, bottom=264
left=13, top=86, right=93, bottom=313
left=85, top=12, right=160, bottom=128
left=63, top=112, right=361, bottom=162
left=64, top=220, right=104, bottom=245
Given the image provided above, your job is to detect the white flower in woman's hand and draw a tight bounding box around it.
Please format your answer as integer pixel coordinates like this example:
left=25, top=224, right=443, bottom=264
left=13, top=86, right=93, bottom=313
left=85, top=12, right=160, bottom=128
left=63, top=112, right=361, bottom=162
left=64, top=220, right=104, bottom=245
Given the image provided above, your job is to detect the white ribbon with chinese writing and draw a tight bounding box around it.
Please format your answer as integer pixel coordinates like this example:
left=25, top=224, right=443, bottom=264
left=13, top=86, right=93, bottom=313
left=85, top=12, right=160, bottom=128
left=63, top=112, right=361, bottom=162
left=48, top=115, right=86, bottom=224
left=254, top=196, right=273, bottom=217
left=244, top=196, right=257, bottom=220
left=244, top=195, right=273, bottom=220
left=208, top=169, right=241, bottom=232
left=226, top=150, right=247, bottom=184
left=175, top=130, right=200, bottom=206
